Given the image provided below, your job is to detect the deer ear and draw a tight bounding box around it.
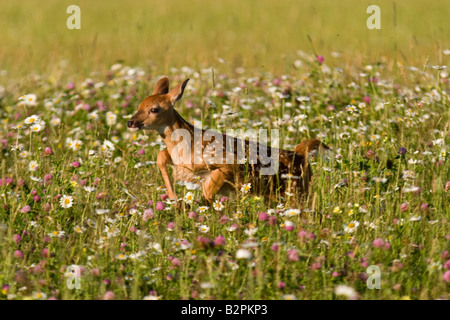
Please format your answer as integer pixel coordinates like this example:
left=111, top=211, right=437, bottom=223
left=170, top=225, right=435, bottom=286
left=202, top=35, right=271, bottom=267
left=152, top=77, right=170, bottom=95
left=167, top=78, right=189, bottom=105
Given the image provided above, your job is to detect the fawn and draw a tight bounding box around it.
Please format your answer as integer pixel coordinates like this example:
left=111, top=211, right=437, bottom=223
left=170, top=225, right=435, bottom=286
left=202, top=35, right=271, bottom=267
left=127, top=77, right=329, bottom=204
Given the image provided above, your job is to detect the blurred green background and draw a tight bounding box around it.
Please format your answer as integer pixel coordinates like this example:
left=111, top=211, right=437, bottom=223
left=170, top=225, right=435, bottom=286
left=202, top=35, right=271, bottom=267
left=0, top=0, right=449, bottom=81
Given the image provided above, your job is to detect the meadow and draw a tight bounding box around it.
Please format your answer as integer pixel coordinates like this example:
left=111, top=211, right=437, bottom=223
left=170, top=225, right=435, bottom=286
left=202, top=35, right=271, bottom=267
left=0, top=0, right=449, bottom=300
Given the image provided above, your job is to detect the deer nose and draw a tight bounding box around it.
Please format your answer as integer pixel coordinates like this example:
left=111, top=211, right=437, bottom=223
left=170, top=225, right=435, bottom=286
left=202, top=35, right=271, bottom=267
left=127, top=120, right=134, bottom=128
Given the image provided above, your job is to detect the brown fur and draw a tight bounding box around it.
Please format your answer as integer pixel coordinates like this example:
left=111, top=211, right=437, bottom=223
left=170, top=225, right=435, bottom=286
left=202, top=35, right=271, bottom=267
left=128, top=77, right=328, bottom=203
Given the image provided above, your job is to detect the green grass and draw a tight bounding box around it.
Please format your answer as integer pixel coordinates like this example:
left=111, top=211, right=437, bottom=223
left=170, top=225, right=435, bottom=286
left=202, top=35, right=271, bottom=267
left=0, top=0, right=449, bottom=81
left=0, top=0, right=449, bottom=300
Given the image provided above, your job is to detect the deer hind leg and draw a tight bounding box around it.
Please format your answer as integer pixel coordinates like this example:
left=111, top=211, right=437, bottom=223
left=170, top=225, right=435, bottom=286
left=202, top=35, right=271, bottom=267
left=202, top=166, right=234, bottom=203
left=157, top=150, right=177, bottom=200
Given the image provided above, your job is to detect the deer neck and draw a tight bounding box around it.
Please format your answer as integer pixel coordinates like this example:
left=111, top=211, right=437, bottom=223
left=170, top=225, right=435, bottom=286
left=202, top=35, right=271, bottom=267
left=158, top=109, right=194, bottom=156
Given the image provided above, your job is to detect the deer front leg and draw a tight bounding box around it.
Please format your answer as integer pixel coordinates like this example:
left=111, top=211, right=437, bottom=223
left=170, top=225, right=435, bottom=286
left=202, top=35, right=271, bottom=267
left=202, top=166, right=233, bottom=203
left=157, top=150, right=177, bottom=200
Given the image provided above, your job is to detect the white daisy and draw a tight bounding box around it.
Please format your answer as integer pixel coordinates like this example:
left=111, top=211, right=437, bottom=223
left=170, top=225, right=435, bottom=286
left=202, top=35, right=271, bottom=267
left=240, top=183, right=251, bottom=194
left=344, top=221, right=359, bottom=233
left=184, top=192, right=194, bottom=204
left=28, top=160, right=39, bottom=171
left=24, top=115, right=40, bottom=125
left=283, top=208, right=301, bottom=217
left=30, top=123, right=42, bottom=133
left=60, top=195, right=74, bottom=208
left=213, top=200, right=224, bottom=211
left=51, top=117, right=61, bottom=126
left=19, top=94, right=38, bottom=107
left=73, top=226, right=86, bottom=234
left=334, top=285, right=357, bottom=299
left=106, top=112, right=117, bottom=126
left=236, top=249, right=252, bottom=259
left=115, top=253, right=128, bottom=260
left=48, top=230, right=66, bottom=238
left=198, top=225, right=210, bottom=233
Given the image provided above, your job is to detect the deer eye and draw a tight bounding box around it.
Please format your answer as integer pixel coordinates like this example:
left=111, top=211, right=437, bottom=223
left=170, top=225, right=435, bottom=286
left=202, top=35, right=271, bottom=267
left=150, top=108, right=159, bottom=114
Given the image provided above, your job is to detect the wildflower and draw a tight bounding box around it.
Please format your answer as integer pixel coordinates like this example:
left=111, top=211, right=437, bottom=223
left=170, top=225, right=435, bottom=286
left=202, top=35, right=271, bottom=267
left=284, top=221, right=295, bottom=231
left=167, top=222, right=176, bottom=231
left=372, top=177, right=387, bottom=183
left=106, top=112, right=117, bottom=126
left=72, top=161, right=81, bottom=168
left=344, top=221, right=359, bottom=233
left=287, top=249, right=299, bottom=261
left=283, top=208, right=301, bottom=217
left=143, top=294, right=161, bottom=300
left=73, top=226, right=86, bottom=234
left=184, top=192, right=194, bottom=204
left=200, top=282, right=215, bottom=289
left=143, top=209, right=154, bottom=221
left=398, top=147, right=407, bottom=155
left=373, top=238, right=385, bottom=248
left=102, top=140, right=115, bottom=152
left=188, top=211, right=197, bottom=219
left=443, top=271, right=450, bottom=283
left=83, top=186, right=96, bottom=193
left=240, top=183, right=251, bottom=194
left=198, top=206, right=209, bottom=213
left=214, top=235, right=226, bottom=247
left=43, top=147, right=53, bottom=156
left=24, top=115, right=40, bottom=125
left=48, top=230, right=65, bottom=238
left=50, top=117, right=61, bottom=126
left=345, top=105, right=357, bottom=113
left=60, top=195, right=74, bottom=208
left=198, top=225, right=210, bottom=233
left=66, top=138, right=83, bottom=151
left=244, top=225, right=258, bottom=236
left=294, top=114, right=307, bottom=122
left=428, top=262, right=442, bottom=272
left=400, top=203, right=409, bottom=212
left=334, top=285, right=358, bottom=299
left=28, top=160, right=39, bottom=171
left=258, top=212, right=268, bottom=221
left=236, top=249, right=252, bottom=259
left=103, top=291, right=115, bottom=300
left=403, top=186, right=420, bottom=193
left=19, top=94, right=38, bottom=106
left=333, top=206, right=342, bottom=214
left=115, top=253, right=128, bottom=260
left=30, top=123, right=43, bottom=132
left=155, top=201, right=165, bottom=211
left=95, top=209, right=109, bottom=215
left=32, top=292, right=47, bottom=300
left=20, top=205, right=31, bottom=213
left=213, top=200, right=224, bottom=211
left=14, top=250, right=24, bottom=258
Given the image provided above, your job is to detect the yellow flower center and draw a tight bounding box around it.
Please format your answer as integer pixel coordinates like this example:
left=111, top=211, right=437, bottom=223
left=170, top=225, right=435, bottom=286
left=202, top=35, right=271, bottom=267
left=348, top=223, right=355, bottom=228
